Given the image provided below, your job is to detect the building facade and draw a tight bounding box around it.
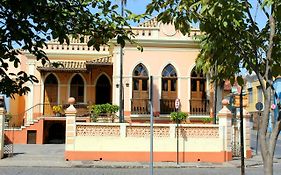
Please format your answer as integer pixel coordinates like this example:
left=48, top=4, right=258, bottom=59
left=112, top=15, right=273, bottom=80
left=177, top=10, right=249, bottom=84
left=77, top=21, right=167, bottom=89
left=5, top=20, right=224, bottom=144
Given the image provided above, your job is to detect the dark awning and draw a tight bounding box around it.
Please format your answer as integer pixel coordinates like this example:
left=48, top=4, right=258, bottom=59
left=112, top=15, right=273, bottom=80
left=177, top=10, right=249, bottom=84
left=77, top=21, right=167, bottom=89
left=37, top=56, right=113, bottom=73
left=37, top=61, right=87, bottom=72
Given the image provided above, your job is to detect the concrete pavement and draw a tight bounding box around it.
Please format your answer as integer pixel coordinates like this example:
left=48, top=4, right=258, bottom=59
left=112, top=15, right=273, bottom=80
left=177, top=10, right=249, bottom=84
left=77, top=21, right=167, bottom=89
left=0, top=144, right=281, bottom=169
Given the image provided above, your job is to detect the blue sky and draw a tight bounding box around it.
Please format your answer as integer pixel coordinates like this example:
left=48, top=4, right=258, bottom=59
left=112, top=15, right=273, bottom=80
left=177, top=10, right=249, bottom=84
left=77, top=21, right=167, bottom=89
left=125, top=0, right=150, bottom=15
left=122, top=0, right=268, bottom=28
left=121, top=0, right=152, bottom=26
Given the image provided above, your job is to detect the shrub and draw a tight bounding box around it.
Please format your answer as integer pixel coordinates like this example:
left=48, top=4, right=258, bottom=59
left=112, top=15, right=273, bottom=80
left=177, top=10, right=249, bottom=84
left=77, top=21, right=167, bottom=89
left=90, top=103, right=119, bottom=120
left=202, top=117, right=212, bottom=124
left=170, top=112, right=188, bottom=123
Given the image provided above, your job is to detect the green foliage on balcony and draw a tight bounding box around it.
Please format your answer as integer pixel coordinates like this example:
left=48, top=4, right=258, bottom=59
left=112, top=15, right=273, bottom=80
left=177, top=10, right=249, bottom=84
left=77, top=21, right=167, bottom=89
left=89, top=103, right=119, bottom=122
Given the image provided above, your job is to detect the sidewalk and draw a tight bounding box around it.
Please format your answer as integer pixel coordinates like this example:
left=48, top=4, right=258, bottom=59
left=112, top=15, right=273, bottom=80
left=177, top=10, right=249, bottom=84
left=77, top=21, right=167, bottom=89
left=0, top=144, right=280, bottom=168
left=68, top=154, right=280, bottom=169
left=0, top=152, right=279, bottom=168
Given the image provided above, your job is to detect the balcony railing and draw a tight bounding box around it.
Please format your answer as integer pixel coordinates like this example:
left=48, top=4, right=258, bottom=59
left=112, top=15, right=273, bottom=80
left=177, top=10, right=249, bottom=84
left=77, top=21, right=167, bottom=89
left=189, top=99, right=210, bottom=115
left=43, top=103, right=90, bottom=117
left=160, top=99, right=176, bottom=114
left=62, top=103, right=90, bottom=117
left=131, top=99, right=150, bottom=115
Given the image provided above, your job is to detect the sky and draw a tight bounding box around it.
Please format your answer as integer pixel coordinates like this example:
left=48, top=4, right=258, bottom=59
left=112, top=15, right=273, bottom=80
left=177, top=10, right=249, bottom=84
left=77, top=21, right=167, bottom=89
left=118, top=0, right=153, bottom=26
left=120, top=0, right=268, bottom=28
left=125, top=0, right=150, bottom=15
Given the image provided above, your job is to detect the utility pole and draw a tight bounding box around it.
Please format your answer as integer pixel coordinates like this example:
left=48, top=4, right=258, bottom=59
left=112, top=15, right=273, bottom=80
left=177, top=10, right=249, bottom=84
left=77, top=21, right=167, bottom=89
left=214, top=63, right=218, bottom=124
left=149, top=76, right=154, bottom=175
left=118, top=0, right=125, bottom=123
left=240, top=86, right=245, bottom=175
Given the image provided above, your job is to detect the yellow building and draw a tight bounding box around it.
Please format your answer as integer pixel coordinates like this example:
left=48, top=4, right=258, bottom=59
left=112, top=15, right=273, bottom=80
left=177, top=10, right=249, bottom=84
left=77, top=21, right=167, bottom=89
left=245, top=74, right=264, bottom=129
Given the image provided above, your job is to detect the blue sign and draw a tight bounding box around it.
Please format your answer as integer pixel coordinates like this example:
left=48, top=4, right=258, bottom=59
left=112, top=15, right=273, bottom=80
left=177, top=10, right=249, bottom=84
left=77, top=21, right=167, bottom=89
left=273, top=78, right=281, bottom=122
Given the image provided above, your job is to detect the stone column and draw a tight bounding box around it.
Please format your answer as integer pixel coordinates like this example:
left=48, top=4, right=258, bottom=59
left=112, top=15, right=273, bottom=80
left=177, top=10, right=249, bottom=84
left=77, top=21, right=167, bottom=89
left=65, top=97, right=77, bottom=154
left=0, top=107, right=6, bottom=159
left=218, top=99, right=232, bottom=161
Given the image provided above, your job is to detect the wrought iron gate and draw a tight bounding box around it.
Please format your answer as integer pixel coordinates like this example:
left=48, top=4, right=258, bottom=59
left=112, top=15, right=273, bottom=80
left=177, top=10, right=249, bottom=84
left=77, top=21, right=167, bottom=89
left=231, top=118, right=241, bottom=157
left=4, top=133, right=13, bottom=157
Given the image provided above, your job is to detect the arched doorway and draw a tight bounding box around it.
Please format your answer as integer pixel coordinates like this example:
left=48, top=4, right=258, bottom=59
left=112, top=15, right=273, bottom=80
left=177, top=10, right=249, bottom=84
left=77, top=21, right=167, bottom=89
left=96, top=75, right=111, bottom=104
left=190, top=67, right=208, bottom=115
left=44, top=74, right=58, bottom=115
left=70, top=74, right=84, bottom=103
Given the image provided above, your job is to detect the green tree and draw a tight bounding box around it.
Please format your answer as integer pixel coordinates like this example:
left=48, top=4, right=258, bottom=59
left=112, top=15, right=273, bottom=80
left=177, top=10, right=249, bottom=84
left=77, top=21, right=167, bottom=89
left=146, top=0, right=281, bottom=174
left=0, top=0, right=141, bottom=98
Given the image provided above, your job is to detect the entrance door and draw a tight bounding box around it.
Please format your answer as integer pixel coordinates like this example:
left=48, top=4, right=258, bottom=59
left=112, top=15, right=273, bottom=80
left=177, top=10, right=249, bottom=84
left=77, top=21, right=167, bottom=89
left=96, top=75, right=111, bottom=104
left=27, top=130, right=37, bottom=144
left=46, top=122, right=66, bottom=144
left=44, top=74, right=58, bottom=115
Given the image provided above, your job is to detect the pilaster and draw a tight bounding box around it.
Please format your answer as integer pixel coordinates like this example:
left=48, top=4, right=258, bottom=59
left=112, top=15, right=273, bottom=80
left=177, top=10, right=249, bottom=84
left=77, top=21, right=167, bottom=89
left=65, top=97, right=77, bottom=151
left=26, top=60, right=36, bottom=124
left=243, top=108, right=252, bottom=158
left=218, top=99, right=232, bottom=161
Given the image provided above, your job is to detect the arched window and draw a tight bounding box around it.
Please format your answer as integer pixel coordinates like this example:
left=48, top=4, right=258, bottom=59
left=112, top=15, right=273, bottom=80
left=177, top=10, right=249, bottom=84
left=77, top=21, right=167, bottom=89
left=45, top=73, right=58, bottom=85
left=190, top=68, right=206, bottom=96
left=161, top=64, right=177, bottom=114
left=131, top=64, right=149, bottom=114
left=133, top=64, right=148, bottom=91
left=70, top=74, right=84, bottom=103
left=162, top=64, right=177, bottom=93
left=44, top=74, right=58, bottom=115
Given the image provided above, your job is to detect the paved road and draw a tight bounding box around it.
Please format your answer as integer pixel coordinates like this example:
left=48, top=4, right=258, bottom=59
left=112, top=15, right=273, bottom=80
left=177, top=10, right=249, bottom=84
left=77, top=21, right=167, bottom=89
left=251, top=130, right=281, bottom=158
left=1, top=166, right=281, bottom=175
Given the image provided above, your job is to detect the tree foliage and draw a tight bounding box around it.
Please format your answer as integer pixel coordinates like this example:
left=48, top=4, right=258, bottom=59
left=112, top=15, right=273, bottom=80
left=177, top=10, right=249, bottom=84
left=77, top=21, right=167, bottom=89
left=0, top=0, right=142, bottom=97
left=146, top=0, right=281, bottom=174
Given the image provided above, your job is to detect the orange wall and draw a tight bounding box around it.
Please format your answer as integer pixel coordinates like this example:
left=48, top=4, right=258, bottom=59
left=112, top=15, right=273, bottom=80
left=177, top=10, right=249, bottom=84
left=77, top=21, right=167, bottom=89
left=9, top=95, right=25, bottom=126
left=65, top=151, right=232, bottom=163
left=4, top=119, right=44, bottom=144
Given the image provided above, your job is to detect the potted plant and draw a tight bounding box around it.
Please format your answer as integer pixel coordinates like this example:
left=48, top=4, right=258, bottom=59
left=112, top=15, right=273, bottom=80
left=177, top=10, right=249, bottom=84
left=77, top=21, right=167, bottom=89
left=90, top=103, right=119, bottom=122
left=170, top=111, right=188, bottom=123
left=52, top=105, right=63, bottom=116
